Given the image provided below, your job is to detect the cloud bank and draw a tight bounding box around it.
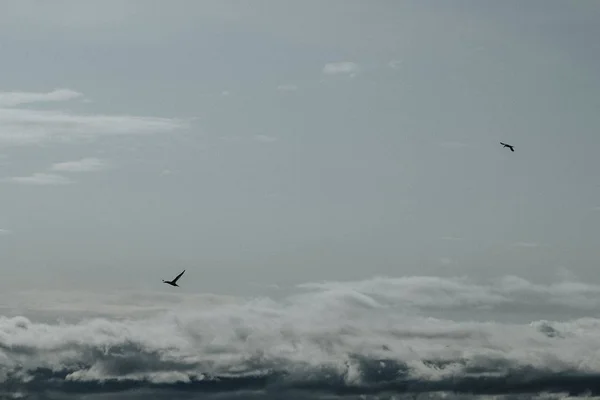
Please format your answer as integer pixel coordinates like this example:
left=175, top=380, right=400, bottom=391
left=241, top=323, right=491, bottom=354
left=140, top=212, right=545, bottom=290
left=299, top=275, right=600, bottom=314
left=4, top=275, right=600, bottom=398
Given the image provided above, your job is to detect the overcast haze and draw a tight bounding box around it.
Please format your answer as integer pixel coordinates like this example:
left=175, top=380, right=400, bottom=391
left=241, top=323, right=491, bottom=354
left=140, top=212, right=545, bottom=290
left=2, top=2, right=600, bottom=398
left=1, top=0, right=598, bottom=295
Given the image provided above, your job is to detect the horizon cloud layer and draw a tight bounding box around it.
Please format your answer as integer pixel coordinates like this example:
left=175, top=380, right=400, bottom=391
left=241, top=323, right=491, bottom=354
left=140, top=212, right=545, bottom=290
left=2, top=275, right=600, bottom=399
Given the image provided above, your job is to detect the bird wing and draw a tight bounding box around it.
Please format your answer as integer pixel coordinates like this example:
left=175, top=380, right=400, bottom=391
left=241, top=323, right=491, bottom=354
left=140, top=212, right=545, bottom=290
left=172, top=269, right=186, bottom=283
left=500, top=142, right=507, bottom=146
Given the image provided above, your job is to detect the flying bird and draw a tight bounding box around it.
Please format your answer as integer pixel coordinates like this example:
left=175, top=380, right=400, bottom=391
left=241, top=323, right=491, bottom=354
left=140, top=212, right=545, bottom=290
left=500, top=142, right=515, bottom=152
left=163, top=269, right=185, bottom=287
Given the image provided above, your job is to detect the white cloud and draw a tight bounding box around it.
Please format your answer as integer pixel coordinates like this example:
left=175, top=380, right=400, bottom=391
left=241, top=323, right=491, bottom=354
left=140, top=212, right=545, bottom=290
left=0, top=88, right=83, bottom=107
left=0, top=108, right=186, bottom=146
left=0, top=228, right=12, bottom=235
left=299, top=275, right=600, bottom=312
left=5, top=157, right=109, bottom=187
left=254, top=134, right=277, bottom=143
left=4, top=275, right=600, bottom=396
left=322, top=61, right=359, bottom=75
left=277, top=84, right=298, bottom=91
left=221, top=90, right=230, bottom=96
left=0, top=89, right=187, bottom=147
left=50, top=157, right=109, bottom=172
left=7, top=172, right=73, bottom=185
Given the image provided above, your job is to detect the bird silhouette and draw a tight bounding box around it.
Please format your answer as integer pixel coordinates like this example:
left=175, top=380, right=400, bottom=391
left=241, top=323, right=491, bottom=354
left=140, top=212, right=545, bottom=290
left=500, top=142, right=515, bottom=152
left=163, top=269, right=185, bottom=287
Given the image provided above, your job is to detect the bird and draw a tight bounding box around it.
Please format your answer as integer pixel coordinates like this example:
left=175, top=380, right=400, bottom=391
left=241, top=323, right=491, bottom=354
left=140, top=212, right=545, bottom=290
left=163, top=269, right=185, bottom=287
left=500, top=142, right=515, bottom=152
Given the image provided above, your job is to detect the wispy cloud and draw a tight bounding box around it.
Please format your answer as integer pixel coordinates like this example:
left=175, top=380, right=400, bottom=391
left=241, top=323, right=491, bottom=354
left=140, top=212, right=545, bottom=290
left=388, top=59, right=403, bottom=69
left=0, top=88, right=83, bottom=107
left=254, top=134, right=278, bottom=143
left=277, top=84, right=298, bottom=91
left=0, top=88, right=187, bottom=147
left=7, top=157, right=110, bottom=186
left=299, top=275, right=600, bottom=312
left=0, top=289, right=238, bottom=318
left=0, top=228, right=12, bottom=235
left=50, top=157, right=109, bottom=172
left=322, top=61, right=359, bottom=76
left=513, top=241, right=543, bottom=248
left=7, top=172, right=73, bottom=186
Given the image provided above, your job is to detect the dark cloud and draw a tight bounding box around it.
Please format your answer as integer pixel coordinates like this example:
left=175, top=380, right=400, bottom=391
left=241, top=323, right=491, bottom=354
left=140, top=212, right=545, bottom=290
left=5, top=362, right=600, bottom=399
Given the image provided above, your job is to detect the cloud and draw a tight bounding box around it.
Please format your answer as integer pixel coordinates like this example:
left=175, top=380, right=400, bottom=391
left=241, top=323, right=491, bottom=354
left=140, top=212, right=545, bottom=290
left=298, top=275, right=600, bottom=313
left=277, top=84, right=298, bottom=91
left=6, top=157, right=109, bottom=186
left=0, top=88, right=187, bottom=147
left=254, top=135, right=277, bottom=143
left=388, top=59, right=403, bottom=69
left=0, top=88, right=83, bottom=107
left=513, top=241, right=543, bottom=248
left=0, top=289, right=239, bottom=319
left=0, top=228, right=11, bottom=235
left=6, top=172, right=73, bottom=185
left=50, top=157, right=109, bottom=172
left=5, top=275, right=600, bottom=398
left=322, top=61, right=359, bottom=75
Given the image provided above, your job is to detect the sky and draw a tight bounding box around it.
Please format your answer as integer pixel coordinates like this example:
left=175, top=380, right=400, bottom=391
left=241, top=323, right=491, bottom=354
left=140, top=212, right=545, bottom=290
left=1, top=1, right=600, bottom=398
left=0, top=0, right=598, bottom=295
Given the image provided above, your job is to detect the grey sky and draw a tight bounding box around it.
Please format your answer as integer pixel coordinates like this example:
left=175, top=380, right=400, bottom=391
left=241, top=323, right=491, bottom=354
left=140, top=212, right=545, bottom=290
left=0, top=0, right=599, bottom=296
